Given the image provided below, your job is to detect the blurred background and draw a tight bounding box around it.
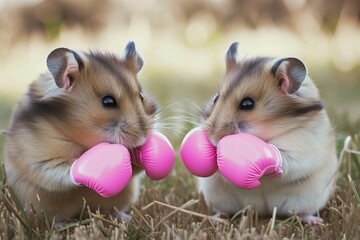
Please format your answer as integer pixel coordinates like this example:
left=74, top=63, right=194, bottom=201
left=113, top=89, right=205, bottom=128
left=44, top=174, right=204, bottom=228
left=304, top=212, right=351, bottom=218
left=0, top=0, right=360, bottom=155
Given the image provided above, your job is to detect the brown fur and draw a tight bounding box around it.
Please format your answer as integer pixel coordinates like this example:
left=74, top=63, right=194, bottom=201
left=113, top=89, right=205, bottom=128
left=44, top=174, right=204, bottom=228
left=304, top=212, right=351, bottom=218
left=199, top=46, right=338, bottom=224
left=4, top=46, right=158, bottom=221
left=202, top=57, right=324, bottom=143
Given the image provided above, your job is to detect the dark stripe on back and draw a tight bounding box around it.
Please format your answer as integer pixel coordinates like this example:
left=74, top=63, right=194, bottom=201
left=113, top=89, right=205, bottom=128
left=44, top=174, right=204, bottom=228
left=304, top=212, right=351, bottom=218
left=87, top=52, right=133, bottom=94
left=278, top=101, right=324, bottom=119
left=224, top=57, right=268, bottom=98
left=293, top=101, right=323, bottom=115
left=17, top=93, right=70, bottom=125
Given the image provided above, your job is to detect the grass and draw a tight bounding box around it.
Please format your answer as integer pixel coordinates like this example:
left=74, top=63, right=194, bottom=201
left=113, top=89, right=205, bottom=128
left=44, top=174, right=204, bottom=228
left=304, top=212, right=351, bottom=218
left=0, top=120, right=359, bottom=239
left=0, top=73, right=360, bottom=239
left=0, top=22, right=359, bottom=238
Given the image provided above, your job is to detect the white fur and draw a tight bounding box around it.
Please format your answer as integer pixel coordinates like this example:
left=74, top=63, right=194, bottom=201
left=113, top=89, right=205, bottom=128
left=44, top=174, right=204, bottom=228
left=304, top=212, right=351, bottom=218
left=198, top=112, right=338, bottom=217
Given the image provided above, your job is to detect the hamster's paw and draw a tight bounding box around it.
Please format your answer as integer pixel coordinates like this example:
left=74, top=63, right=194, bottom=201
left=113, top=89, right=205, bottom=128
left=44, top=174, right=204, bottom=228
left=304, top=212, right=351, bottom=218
left=208, top=212, right=229, bottom=225
left=119, top=211, right=131, bottom=221
left=300, top=214, right=323, bottom=225
left=111, top=210, right=131, bottom=221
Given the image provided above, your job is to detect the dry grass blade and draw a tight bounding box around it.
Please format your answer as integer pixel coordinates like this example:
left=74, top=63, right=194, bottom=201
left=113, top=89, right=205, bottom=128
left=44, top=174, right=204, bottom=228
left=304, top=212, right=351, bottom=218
left=336, top=195, right=360, bottom=218
left=1, top=163, right=7, bottom=187
left=1, top=191, right=35, bottom=235
left=55, top=219, right=92, bottom=233
left=339, top=136, right=352, bottom=162
left=151, top=199, right=199, bottom=230
left=142, top=200, right=229, bottom=224
left=230, top=205, right=252, bottom=221
left=348, top=175, right=360, bottom=205
left=36, top=194, right=51, bottom=233
left=264, top=215, right=272, bottom=236
left=131, top=205, right=152, bottom=230
left=294, top=215, right=305, bottom=240
left=0, top=133, right=359, bottom=239
left=270, top=207, right=277, bottom=232
left=345, top=149, right=360, bottom=155
left=274, top=215, right=294, bottom=230
left=78, top=197, right=87, bottom=226
left=88, top=212, right=120, bottom=228
left=329, top=206, right=347, bottom=221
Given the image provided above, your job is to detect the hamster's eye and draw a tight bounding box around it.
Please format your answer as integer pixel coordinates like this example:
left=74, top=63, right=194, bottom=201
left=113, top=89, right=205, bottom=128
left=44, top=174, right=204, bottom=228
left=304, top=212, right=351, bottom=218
left=239, top=98, right=255, bottom=110
left=139, top=92, right=144, bottom=102
left=213, top=93, right=219, bottom=104
left=101, top=96, right=117, bottom=108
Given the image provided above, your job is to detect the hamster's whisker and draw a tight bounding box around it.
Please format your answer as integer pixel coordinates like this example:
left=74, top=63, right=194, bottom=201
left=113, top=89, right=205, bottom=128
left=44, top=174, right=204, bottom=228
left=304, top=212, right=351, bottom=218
left=201, top=115, right=216, bottom=132
left=159, top=115, right=199, bottom=125
left=153, top=122, right=185, bottom=132
left=168, top=99, right=207, bottom=117
left=158, top=111, right=201, bottom=127
left=166, top=98, right=204, bottom=111
left=155, top=98, right=192, bottom=112
left=153, top=124, right=186, bottom=134
left=162, top=111, right=200, bottom=121
left=166, top=109, right=202, bottom=121
left=149, top=110, right=195, bottom=134
left=189, top=103, right=207, bottom=117
left=106, top=131, right=122, bottom=145
left=125, top=136, right=138, bottom=149
left=152, top=122, right=186, bottom=138
left=151, top=98, right=204, bottom=118
left=157, top=127, right=185, bottom=135
left=121, top=128, right=146, bottom=148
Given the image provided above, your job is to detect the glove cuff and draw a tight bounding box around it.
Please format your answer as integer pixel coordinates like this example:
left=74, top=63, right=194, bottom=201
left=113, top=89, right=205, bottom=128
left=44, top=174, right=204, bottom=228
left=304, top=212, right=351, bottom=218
left=268, top=144, right=283, bottom=168
left=70, top=160, right=81, bottom=186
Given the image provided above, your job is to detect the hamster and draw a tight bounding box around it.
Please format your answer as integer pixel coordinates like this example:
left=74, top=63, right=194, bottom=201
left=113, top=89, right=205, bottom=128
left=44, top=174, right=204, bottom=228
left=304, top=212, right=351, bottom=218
left=4, top=42, right=158, bottom=221
left=198, top=42, right=338, bottom=225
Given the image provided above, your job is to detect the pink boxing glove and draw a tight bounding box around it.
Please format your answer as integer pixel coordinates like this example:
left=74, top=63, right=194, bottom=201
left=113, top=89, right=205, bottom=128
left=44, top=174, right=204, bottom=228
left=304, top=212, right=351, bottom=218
left=70, top=143, right=132, bottom=198
left=217, top=133, right=283, bottom=189
left=134, top=132, right=175, bottom=180
left=180, top=128, right=283, bottom=189
left=180, top=127, right=218, bottom=177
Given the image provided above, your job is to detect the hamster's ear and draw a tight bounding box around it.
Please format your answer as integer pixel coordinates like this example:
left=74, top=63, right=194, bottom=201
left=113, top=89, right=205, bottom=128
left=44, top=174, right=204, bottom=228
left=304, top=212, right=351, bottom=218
left=271, top=57, right=307, bottom=94
left=225, top=42, right=239, bottom=71
left=46, top=48, right=84, bottom=90
left=123, top=41, right=144, bottom=74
